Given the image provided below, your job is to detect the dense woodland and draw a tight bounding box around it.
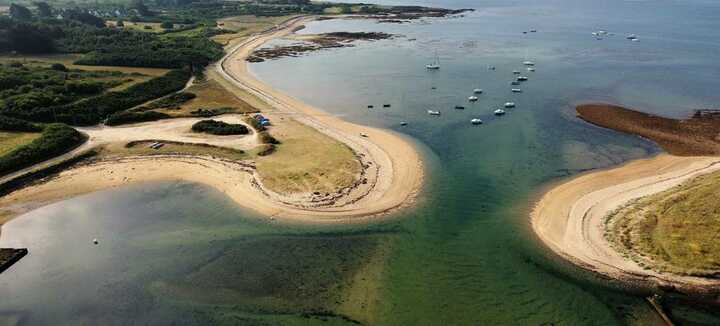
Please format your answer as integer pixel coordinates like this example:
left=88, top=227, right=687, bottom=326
left=0, top=64, right=190, bottom=125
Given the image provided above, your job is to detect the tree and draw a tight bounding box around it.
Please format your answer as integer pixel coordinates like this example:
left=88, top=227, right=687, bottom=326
left=64, top=9, right=105, bottom=28
left=51, top=63, right=67, bottom=71
left=131, top=0, right=151, bottom=16
left=160, top=21, right=173, bottom=29
left=34, top=2, right=52, bottom=17
left=9, top=4, right=32, bottom=21
left=116, top=20, right=125, bottom=27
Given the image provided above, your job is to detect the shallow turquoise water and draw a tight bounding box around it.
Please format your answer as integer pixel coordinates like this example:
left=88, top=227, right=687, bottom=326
left=2, top=0, right=720, bottom=324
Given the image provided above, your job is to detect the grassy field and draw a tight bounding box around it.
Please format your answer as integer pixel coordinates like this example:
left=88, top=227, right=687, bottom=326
left=153, top=77, right=259, bottom=117
left=106, top=21, right=165, bottom=33
left=0, top=54, right=170, bottom=76
left=102, top=141, right=248, bottom=162
left=606, top=171, right=720, bottom=276
left=255, top=119, right=361, bottom=195
left=0, top=132, right=41, bottom=156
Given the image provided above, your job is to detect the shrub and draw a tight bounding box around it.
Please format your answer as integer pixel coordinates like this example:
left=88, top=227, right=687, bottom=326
left=256, top=143, right=275, bottom=156
left=243, top=116, right=265, bottom=131
left=147, top=92, right=196, bottom=109
left=0, top=123, right=85, bottom=176
left=50, top=63, right=67, bottom=71
left=105, top=111, right=171, bottom=126
left=0, top=115, right=42, bottom=132
left=258, top=131, right=279, bottom=144
left=190, top=107, right=234, bottom=117
left=191, top=119, right=249, bottom=135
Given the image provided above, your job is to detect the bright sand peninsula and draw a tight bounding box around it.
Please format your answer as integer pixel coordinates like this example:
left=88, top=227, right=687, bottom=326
left=532, top=103, right=720, bottom=299
left=0, top=16, right=423, bottom=224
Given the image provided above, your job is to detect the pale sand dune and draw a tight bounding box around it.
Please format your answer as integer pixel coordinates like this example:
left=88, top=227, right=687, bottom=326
left=532, top=154, right=720, bottom=293
left=0, top=16, right=423, bottom=224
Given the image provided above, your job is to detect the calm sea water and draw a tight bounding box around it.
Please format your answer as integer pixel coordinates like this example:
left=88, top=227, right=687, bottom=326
left=2, top=0, right=720, bottom=325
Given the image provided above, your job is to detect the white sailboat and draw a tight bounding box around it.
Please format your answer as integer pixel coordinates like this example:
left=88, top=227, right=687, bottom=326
left=471, top=118, right=483, bottom=125
left=426, top=51, right=440, bottom=70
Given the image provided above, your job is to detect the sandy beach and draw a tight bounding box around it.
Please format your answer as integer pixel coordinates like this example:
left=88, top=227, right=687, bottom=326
left=532, top=154, right=720, bottom=294
left=0, top=16, right=423, bottom=224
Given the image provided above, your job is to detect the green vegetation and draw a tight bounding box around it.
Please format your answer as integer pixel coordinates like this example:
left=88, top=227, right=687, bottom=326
left=0, top=123, right=85, bottom=176
left=0, top=62, right=131, bottom=117
left=115, top=140, right=247, bottom=161
left=606, top=171, right=720, bottom=276
left=0, top=14, right=223, bottom=69
left=191, top=119, right=249, bottom=135
left=2, top=68, right=190, bottom=125
left=146, top=91, right=195, bottom=109
left=0, top=132, right=41, bottom=156
left=105, top=110, right=170, bottom=126
left=0, top=115, right=41, bottom=132
left=258, top=130, right=278, bottom=144
left=188, top=107, right=235, bottom=117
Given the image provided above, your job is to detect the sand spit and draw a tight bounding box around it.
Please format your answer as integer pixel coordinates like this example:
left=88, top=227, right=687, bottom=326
left=0, top=16, right=423, bottom=224
left=532, top=104, right=720, bottom=299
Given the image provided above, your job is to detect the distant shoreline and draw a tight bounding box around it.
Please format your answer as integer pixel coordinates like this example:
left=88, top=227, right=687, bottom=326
left=531, top=103, right=720, bottom=301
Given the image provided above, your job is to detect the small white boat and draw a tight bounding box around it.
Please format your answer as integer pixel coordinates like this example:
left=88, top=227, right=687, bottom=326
left=510, top=81, right=521, bottom=86
left=400, top=121, right=408, bottom=126
left=504, top=102, right=516, bottom=108
left=426, top=51, right=440, bottom=69
left=494, top=109, right=506, bottom=116
left=512, top=70, right=521, bottom=74
left=92, top=238, right=99, bottom=245
left=473, top=88, right=483, bottom=94
left=428, top=110, right=441, bottom=116
left=527, top=67, right=535, bottom=72
left=468, top=96, right=479, bottom=102
left=626, top=34, right=637, bottom=40
left=523, top=61, right=535, bottom=66
left=360, top=132, right=369, bottom=137
left=517, top=76, right=528, bottom=81
left=471, top=118, right=483, bottom=125
left=511, top=88, right=522, bottom=93
left=488, top=65, right=496, bottom=70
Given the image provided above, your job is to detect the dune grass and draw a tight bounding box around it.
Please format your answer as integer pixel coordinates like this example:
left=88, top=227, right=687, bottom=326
left=255, top=119, right=361, bottom=195
left=606, top=171, right=720, bottom=276
left=0, top=132, right=41, bottom=157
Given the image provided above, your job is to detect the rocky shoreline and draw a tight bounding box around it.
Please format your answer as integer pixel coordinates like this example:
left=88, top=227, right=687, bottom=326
left=0, top=248, right=28, bottom=274
left=247, top=32, right=395, bottom=62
